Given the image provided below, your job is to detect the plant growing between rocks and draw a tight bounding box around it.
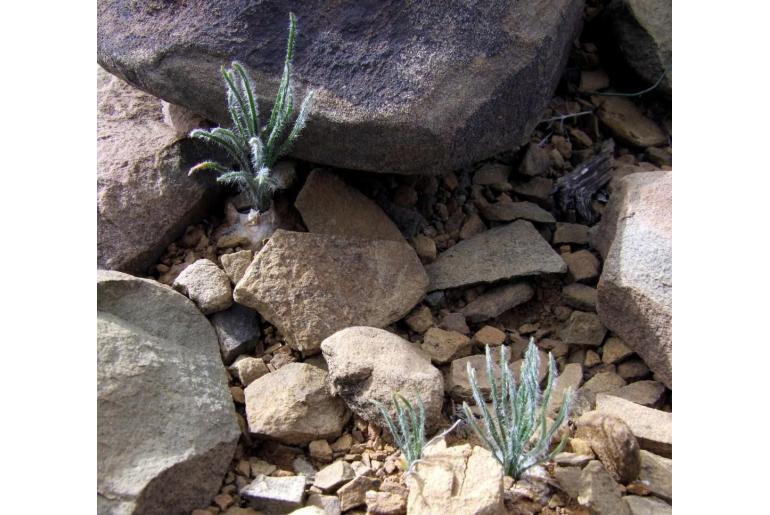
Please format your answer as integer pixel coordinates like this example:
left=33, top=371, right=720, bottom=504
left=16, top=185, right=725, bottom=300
left=188, top=12, right=314, bottom=213
left=463, top=339, right=573, bottom=479
left=373, top=394, right=426, bottom=469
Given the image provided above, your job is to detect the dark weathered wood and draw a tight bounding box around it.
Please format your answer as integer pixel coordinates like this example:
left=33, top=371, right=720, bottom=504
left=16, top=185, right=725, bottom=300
left=552, top=140, right=615, bottom=224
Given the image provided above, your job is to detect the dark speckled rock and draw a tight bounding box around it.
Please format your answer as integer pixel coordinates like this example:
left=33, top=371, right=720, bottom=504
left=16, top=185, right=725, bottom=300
left=97, top=0, right=584, bottom=174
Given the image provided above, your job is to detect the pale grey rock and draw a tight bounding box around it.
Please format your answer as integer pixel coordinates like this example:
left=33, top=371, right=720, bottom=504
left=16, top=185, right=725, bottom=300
left=97, top=271, right=239, bottom=515
left=638, top=450, right=672, bottom=502
left=234, top=230, right=427, bottom=355
left=612, top=380, right=666, bottom=407
left=576, top=411, right=640, bottom=483
left=229, top=357, right=270, bottom=387
left=624, top=495, right=672, bottom=515
left=338, top=476, right=381, bottom=512
left=313, top=461, right=355, bottom=493
left=220, top=250, right=254, bottom=285
left=240, top=474, right=306, bottom=513
left=577, top=461, right=631, bottom=514
left=562, top=283, right=598, bottom=312
left=173, top=259, right=233, bottom=314
left=426, top=220, right=566, bottom=291
left=602, top=337, right=635, bottom=364
left=321, top=327, right=444, bottom=430
left=595, top=172, right=671, bottom=388
left=561, top=311, right=607, bottom=346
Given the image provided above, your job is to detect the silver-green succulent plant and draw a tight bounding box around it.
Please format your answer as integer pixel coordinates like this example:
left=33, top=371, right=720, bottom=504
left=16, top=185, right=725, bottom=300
left=373, top=394, right=427, bottom=468
left=463, top=339, right=573, bottom=478
left=188, top=12, right=314, bottom=212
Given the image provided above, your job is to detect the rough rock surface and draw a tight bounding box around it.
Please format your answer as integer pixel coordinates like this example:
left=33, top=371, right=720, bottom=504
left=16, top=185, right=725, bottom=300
left=421, top=327, right=472, bottom=364
left=97, top=271, right=239, bottom=515
left=406, top=439, right=504, bottom=515
left=321, top=327, right=444, bottom=431
left=624, top=495, right=672, bottom=515
left=173, top=259, right=233, bottom=315
left=97, top=0, right=585, bottom=175
left=577, top=461, right=632, bottom=515
left=638, top=450, right=672, bottom=502
left=478, top=200, right=556, bottom=223
left=295, top=169, right=404, bottom=242
left=97, top=66, right=214, bottom=274
left=576, top=411, right=640, bottom=483
left=244, top=363, right=350, bottom=445
left=606, top=0, right=672, bottom=95
left=234, top=230, right=428, bottom=355
left=595, top=97, right=667, bottom=148
left=595, top=171, right=672, bottom=388
left=560, top=311, right=607, bottom=346
left=240, top=474, right=306, bottom=513
left=461, top=282, right=534, bottom=322
left=596, top=394, right=671, bottom=457
left=426, top=221, right=566, bottom=291
left=220, top=250, right=253, bottom=285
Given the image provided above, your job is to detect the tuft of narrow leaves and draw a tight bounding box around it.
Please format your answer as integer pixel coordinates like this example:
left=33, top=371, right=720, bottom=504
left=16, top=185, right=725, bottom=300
left=188, top=12, right=315, bottom=212
left=462, top=338, right=573, bottom=479
left=373, top=394, right=426, bottom=467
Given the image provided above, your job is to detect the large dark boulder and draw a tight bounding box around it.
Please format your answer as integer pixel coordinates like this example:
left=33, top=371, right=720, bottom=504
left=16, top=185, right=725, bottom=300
left=97, top=0, right=584, bottom=175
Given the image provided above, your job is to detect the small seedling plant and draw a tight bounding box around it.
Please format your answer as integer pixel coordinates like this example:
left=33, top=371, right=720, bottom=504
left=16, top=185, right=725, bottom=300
left=188, top=12, right=314, bottom=213
left=462, top=339, right=573, bottom=478
left=373, top=394, right=426, bottom=468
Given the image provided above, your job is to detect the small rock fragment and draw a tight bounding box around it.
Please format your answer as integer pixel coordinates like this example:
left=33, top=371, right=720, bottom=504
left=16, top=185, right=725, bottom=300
left=638, top=450, right=672, bottom=502
left=366, top=490, right=407, bottom=515
left=309, top=440, right=334, bottom=463
left=473, top=325, right=507, bottom=346
left=602, top=337, right=634, bottom=364
left=405, top=305, right=434, bottom=334
left=313, top=461, right=355, bottom=493
left=478, top=201, right=556, bottom=223
left=338, top=476, right=381, bottom=512
left=577, top=460, right=631, bottom=514
left=173, top=259, right=233, bottom=314
left=474, top=163, right=512, bottom=185
left=617, top=359, right=651, bottom=382
left=412, top=234, right=437, bottom=262
left=461, top=283, right=534, bottom=323
left=624, top=495, right=672, bottom=515
left=439, top=312, right=471, bottom=335
left=596, top=395, right=672, bottom=457
left=576, top=412, right=641, bottom=483
left=421, top=327, right=472, bottom=364
left=211, top=304, right=261, bottom=365
left=561, top=311, right=607, bottom=346
left=459, top=213, right=487, bottom=240
left=240, top=474, right=306, bottom=513
left=611, top=381, right=666, bottom=408
left=221, top=250, right=254, bottom=285
left=511, top=177, right=554, bottom=202
left=563, top=250, right=601, bottom=283
left=562, top=283, right=598, bottom=312
left=553, top=223, right=590, bottom=245
left=520, top=143, right=551, bottom=177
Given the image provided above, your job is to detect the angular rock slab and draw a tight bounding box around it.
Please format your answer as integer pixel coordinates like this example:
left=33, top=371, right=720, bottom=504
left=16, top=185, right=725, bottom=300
left=97, top=66, right=214, bottom=274
left=295, top=169, right=404, bottom=242
left=425, top=220, right=566, bottom=291
left=321, top=327, right=444, bottom=431
left=234, top=230, right=428, bottom=355
left=97, top=271, right=240, bottom=515
left=97, top=0, right=584, bottom=175
left=244, top=363, right=350, bottom=445
left=595, top=171, right=671, bottom=388
left=406, top=439, right=504, bottom=514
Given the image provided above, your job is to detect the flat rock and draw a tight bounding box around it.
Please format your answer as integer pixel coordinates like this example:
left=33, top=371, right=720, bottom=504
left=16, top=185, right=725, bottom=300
left=580, top=372, right=627, bottom=401
left=459, top=213, right=487, bottom=240
left=98, top=1, right=583, bottom=175
left=554, top=466, right=582, bottom=499
left=561, top=311, right=607, bottom=346
left=173, top=259, right=233, bottom=314
left=338, top=476, right=381, bottom=512
left=426, top=221, right=566, bottom=291
left=563, top=250, right=601, bottom=283
left=638, top=450, right=672, bottom=502
left=97, top=271, right=239, bottom=515
left=210, top=303, right=261, bottom=365
left=473, top=325, right=507, bottom=347
left=562, top=284, right=598, bottom=312
left=406, top=439, right=504, bottom=515
left=97, top=67, right=215, bottom=274
left=412, top=234, right=438, bottom=262
left=624, top=495, right=672, bottom=515
left=612, top=381, right=666, bottom=408
left=306, top=493, right=343, bottom=515
left=234, top=230, right=427, bottom=355
left=421, top=327, right=472, bottom=364
left=578, top=461, right=631, bottom=515
left=221, top=250, right=254, bottom=285
left=478, top=200, right=556, bottom=223
left=576, top=412, right=640, bottom=483
left=321, top=327, right=444, bottom=431
left=617, top=359, right=651, bottom=382
left=595, top=172, right=672, bottom=387
left=295, top=169, right=404, bottom=242
left=439, top=312, right=471, bottom=334
left=596, top=395, right=671, bottom=457
left=511, top=177, right=554, bottom=202
left=596, top=97, right=667, bottom=148
left=244, top=363, right=350, bottom=445
left=240, top=474, right=306, bottom=513
left=313, top=461, right=355, bottom=493
left=553, top=222, right=590, bottom=244
left=447, top=354, right=503, bottom=400
left=606, top=0, right=672, bottom=95
left=366, top=490, right=407, bottom=515
left=461, top=282, right=534, bottom=322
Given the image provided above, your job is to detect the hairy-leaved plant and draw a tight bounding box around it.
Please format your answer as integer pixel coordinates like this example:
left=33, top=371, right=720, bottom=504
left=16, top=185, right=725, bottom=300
left=188, top=12, right=314, bottom=212
left=373, top=394, right=426, bottom=468
left=462, top=339, right=573, bottom=479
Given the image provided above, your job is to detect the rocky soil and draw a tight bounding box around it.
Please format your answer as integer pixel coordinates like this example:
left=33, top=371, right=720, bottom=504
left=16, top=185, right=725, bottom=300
left=97, top=1, right=672, bottom=514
